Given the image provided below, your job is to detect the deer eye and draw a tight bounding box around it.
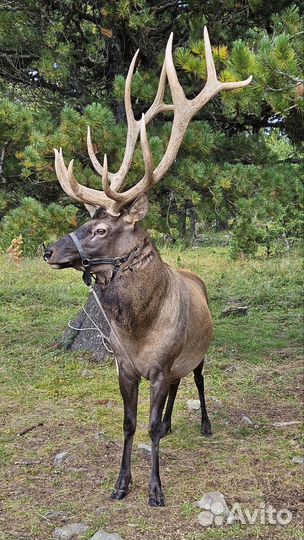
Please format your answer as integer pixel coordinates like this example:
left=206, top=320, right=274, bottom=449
left=96, top=228, right=107, bottom=237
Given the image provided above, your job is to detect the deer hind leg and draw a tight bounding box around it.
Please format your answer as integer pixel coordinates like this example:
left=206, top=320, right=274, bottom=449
left=148, top=373, right=170, bottom=507
left=111, top=372, right=139, bottom=500
left=193, top=360, right=212, bottom=437
left=160, top=379, right=181, bottom=437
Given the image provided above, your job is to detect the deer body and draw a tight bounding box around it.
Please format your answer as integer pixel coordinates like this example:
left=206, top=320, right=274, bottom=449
left=44, top=27, right=251, bottom=506
left=98, top=236, right=212, bottom=383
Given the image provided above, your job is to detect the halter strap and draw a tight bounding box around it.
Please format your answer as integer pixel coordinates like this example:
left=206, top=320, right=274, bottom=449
left=69, top=232, right=142, bottom=286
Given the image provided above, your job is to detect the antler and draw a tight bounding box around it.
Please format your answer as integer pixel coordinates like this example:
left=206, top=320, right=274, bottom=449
left=54, top=27, right=252, bottom=214
left=87, top=49, right=173, bottom=193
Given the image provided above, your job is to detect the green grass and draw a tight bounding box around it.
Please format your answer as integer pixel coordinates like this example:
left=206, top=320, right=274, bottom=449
left=0, top=248, right=303, bottom=540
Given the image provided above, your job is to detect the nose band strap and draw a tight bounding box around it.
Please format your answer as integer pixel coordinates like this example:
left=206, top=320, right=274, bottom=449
left=69, top=232, right=143, bottom=286
left=69, top=232, right=89, bottom=265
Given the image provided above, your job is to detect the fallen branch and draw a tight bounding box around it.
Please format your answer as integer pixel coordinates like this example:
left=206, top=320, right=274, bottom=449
left=18, top=422, right=43, bottom=436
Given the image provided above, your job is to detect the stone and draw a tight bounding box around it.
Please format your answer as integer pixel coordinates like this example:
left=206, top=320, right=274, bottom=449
left=292, top=457, right=304, bottom=464
left=54, top=451, right=70, bottom=465
left=210, top=397, right=222, bottom=407
left=272, top=421, right=301, bottom=428
left=187, top=399, right=201, bottom=411
left=224, top=365, right=241, bottom=374
left=81, top=369, right=95, bottom=379
left=44, top=510, right=67, bottom=523
left=241, top=415, right=253, bottom=426
left=91, top=532, right=124, bottom=540
left=138, top=443, right=152, bottom=455
left=106, top=402, right=115, bottom=408
left=95, top=432, right=107, bottom=441
left=53, top=523, right=89, bottom=540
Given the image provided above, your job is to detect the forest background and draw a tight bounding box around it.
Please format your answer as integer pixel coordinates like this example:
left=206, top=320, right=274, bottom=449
left=0, top=0, right=303, bottom=258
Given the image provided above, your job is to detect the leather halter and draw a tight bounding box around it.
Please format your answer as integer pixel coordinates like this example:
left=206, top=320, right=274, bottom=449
left=69, top=232, right=141, bottom=286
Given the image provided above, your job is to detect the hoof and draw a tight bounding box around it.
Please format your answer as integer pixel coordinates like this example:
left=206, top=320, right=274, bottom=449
left=202, top=424, right=212, bottom=437
left=110, top=488, right=128, bottom=500
left=149, top=495, right=165, bottom=507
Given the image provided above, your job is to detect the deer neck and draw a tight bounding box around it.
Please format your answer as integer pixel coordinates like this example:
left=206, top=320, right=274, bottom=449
left=94, top=235, right=169, bottom=331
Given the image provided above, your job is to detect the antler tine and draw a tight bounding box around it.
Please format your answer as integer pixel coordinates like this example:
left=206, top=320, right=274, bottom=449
left=164, top=33, right=188, bottom=109
left=87, top=50, right=141, bottom=192
left=88, top=47, right=175, bottom=194
left=109, top=50, right=141, bottom=192
left=139, top=113, right=154, bottom=184
left=101, top=153, right=116, bottom=199
left=87, top=126, right=109, bottom=179
left=67, top=155, right=119, bottom=211
left=192, top=27, right=252, bottom=110
left=54, top=147, right=120, bottom=213
left=204, top=26, right=217, bottom=86
left=100, top=114, right=154, bottom=205
left=54, top=149, right=83, bottom=202
left=150, top=28, right=252, bottom=184
left=125, top=49, right=140, bottom=125
left=145, top=59, right=174, bottom=123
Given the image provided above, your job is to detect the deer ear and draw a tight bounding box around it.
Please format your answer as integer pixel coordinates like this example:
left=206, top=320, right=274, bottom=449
left=123, top=193, right=149, bottom=224
left=85, top=204, right=98, bottom=217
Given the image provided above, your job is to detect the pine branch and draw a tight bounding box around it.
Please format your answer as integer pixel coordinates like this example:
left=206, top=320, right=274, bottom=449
left=0, top=50, right=39, bottom=60
left=224, top=158, right=303, bottom=165
left=0, top=66, right=84, bottom=98
left=152, top=1, right=180, bottom=13
left=266, top=84, right=300, bottom=92
left=264, top=63, right=304, bottom=85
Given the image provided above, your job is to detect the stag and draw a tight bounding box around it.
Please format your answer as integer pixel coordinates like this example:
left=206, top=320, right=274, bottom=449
left=44, top=28, right=252, bottom=507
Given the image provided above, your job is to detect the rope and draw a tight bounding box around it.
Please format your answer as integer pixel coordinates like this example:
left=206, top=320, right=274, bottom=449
left=67, top=232, right=145, bottom=379
left=68, top=301, right=113, bottom=354
left=67, top=286, right=140, bottom=377
left=90, top=286, right=141, bottom=379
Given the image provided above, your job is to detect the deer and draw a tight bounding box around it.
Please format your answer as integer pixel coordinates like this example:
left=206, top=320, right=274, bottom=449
left=43, top=28, right=252, bottom=507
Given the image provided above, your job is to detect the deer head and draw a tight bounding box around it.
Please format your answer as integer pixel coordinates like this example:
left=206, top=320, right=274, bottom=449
left=44, top=28, right=252, bottom=273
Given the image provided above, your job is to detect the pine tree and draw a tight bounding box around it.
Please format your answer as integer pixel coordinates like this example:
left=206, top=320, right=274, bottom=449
left=0, top=2, right=302, bottom=248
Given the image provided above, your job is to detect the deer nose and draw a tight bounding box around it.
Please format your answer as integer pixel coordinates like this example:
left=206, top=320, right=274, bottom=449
left=43, top=249, right=53, bottom=262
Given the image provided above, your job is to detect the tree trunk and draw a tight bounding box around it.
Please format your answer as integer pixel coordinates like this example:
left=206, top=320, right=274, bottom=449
left=187, top=206, right=197, bottom=245
left=61, top=283, right=113, bottom=362
left=178, top=203, right=187, bottom=238
left=0, top=140, right=10, bottom=178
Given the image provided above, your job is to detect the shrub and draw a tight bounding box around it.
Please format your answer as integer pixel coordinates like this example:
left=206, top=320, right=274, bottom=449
left=6, top=235, right=23, bottom=262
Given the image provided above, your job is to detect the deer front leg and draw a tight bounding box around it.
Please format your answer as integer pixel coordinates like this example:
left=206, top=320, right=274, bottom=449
left=111, top=372, right=139, bottom=500
left=148, top=372, right=170, bottom=507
